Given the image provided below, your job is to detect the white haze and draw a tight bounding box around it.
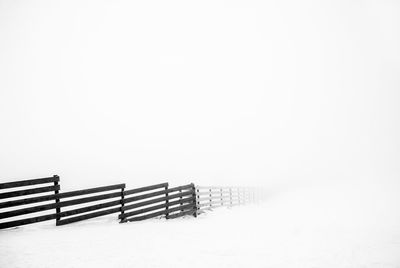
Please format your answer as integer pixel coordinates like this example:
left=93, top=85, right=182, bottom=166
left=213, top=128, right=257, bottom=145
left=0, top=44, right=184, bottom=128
left=0, top=0, right=399, bottom=190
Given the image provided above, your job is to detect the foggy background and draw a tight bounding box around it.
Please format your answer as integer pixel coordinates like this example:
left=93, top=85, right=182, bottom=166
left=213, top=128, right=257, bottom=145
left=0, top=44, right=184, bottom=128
left=0, top=0, right=399, bottom=190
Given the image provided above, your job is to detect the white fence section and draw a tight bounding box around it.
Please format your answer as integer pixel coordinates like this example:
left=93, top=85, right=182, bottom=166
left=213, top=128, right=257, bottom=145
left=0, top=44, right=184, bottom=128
left=194, top=186, right=261, bottom=212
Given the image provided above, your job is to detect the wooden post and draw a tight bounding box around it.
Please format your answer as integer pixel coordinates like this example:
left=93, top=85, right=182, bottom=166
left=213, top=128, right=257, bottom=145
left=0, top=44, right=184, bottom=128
left=179, top=189, right=183, bottom=212
left=119, top=185, right=125, bottom=223
left=191, top=183, right=197, bottom=217
left=53, top=175, right=60, bottom=225
left=209, top=188, right=212, bottom=208
left=165, top=184, right=169, bottom=219
left=196, top=187, right=200, bottom=215
left=237, top=188, right=240, bottom=205
left=220, top=188, right=223, bottom=206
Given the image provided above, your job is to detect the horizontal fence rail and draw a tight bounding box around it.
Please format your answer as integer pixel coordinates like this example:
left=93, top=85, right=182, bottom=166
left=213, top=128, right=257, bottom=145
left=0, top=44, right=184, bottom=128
left=55, top=183, right=126, bottom=226
left=195, top=186, right=260, bottom=212
left=1, top=176, right=262, bottom=230
left=0, top=176, right=126, bottom=229
left=119, top=183, right=197, bottom=222
left=0, top=175, right=60, bottom=229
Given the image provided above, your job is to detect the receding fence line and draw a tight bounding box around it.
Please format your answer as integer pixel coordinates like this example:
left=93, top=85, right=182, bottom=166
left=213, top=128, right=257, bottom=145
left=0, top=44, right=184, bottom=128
left=119, top=183, right=197, bottom=222
left=1, top=176, right=261, bottom=230
left=195, top=185, right=260, bottom=212
left=0, top=176, right=126, bottom=229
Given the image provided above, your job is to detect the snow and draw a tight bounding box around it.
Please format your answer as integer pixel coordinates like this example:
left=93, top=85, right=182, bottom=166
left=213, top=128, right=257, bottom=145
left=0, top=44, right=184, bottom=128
left=1, top=179, right=399, bottom=268
left=0, top=0, right=399, bottom=266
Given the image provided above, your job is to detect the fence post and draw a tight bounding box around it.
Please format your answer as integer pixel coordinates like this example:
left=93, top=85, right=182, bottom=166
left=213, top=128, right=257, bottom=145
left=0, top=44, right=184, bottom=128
left=229, top=188, right=232, bottom=206
left=220, top=188, right=223, bottom=206
left=191, top=183, right=197, bottom=217
left=196, top=186, right=200, bottom=215
left=179, top=188, right=183, bottom=212
left=53, top=175, right=60, bottom=225
left=209, top=188, right=212, bottom=209
left=237, top=188, right=240, bottom=205
left=119, top=184, right=126, bottom=223
left=165, top=183, right=169, bottom=219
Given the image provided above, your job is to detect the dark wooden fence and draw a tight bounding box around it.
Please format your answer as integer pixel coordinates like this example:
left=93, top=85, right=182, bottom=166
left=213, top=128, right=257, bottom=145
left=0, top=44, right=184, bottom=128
left=0, top=176, right=126, bottom=229
left=0, top=175, right=61, bottom=229
left=1, top=176, right=198, bottom=229
left=119, top=183, right=197, bottom=222
left=1, top=176, right=260, bottom=230
left=55, top=183, right=125, bottom=226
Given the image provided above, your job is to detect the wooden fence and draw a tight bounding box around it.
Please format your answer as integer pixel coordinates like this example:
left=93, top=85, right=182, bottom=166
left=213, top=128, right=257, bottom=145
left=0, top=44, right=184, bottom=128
left=1, top=176, right=260, bottom=230
left=0, top=176, right=126, bottom=229
left=0, top=175, right=61, bottom=229
left=195, top=186, right=259, bottom=212
left=55, top=183, right=125, bottom=226
left=119, top=183, right=197, bottom=222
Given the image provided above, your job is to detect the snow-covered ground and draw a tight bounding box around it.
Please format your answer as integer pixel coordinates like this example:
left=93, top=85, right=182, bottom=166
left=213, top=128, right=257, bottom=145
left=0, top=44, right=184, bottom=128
left=1, top=0, right=399, bottom=266
left=1, top=179, right=399, bottom=268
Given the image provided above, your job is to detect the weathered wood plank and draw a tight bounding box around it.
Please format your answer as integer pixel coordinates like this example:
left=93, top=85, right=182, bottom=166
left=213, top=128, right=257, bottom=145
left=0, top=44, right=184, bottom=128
left=0, top=185, right=60, bottom=199
left=198, top=201, right=236, bottom=208
left=120, top=196, right=195, bottom=219
left=0, top=193, right=57, bottom=209
left=121, top=209, right=166, bottom=222
left=196, top=190, right=233, bottom=195
left=197, top=198, right=240, bottom=203
left=0, top=199, right=122, bottom=224
left=0, top=176, right=59, bottom=190
left=57, top=191, right=122, bottom=208
left=123, top=189, right=167, bottom=203
left=0, top=191, right=121, bottom=219
left=125, top=203, right=195, bottom=222
left=58, top=200, right=122, bottom=218
left=56, top=207, right=121, bottom=226
left=121, top=202, right=167, bottom=219
left=195, top=186, right=233, bottom=190
left=0, top=184, right=124, bottom=209
left=124, top=183, right=168, bottom=196
left=0, top=213, right=58, bottom=229
left=165, top=190, right=194, bottom=200
left=123, top=189, right=194, bottom=204
left=198, top=194, right=236, bottom=198
left=122, top=195, right=167, bottom=212
left=57, top=184, right=125, bottom=199
left=121, top=191, right=194, bottom=212
left=167, top=184, right=193, bottom=192
left=197, top=196, right=235, bottom=202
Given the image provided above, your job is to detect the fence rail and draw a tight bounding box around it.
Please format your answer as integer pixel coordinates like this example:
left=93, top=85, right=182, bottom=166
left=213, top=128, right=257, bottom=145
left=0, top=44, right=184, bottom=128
left=0, top=176, right=261, bottom=230
left=195, top=186, right=259, bottom=211
left=55, top=183, right=125, bottom=226
left=0, top=175, right=60, bottom=229
left=119, top=183, right=197, bottom=222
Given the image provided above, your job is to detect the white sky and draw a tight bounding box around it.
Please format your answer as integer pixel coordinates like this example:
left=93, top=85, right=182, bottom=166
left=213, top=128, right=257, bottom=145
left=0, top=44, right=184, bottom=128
left=0, top=0, right=399, bottom=189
